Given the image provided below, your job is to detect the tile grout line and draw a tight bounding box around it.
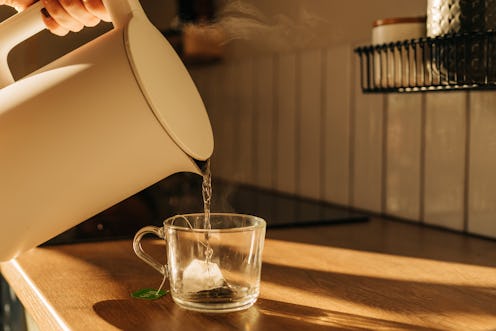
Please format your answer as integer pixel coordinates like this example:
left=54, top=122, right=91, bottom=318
left=251, top=58, right=259, bottom=186
left=348, top=47, right=357, bottom=207
left=320, top=48, right=328, bottom=201
left=227, top=62, right=235, bottom=182
left=233, top=60, right=242, bottom=183
left=271, top=54, right=279, bottom=190
left=380, top=93, right=388, bottom=215
left=463, top=92, right=471, bottom=233
left=295, top=52, right=302, bottom=196
left=419, top=93, right=427, bottom=223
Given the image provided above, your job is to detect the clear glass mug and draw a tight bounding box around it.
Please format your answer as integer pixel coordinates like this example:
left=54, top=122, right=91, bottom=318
left=133, top=213, right=266, bottom=313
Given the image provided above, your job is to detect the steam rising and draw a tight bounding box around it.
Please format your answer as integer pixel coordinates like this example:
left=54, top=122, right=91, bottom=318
left=212, top=0, right=328, bottom=51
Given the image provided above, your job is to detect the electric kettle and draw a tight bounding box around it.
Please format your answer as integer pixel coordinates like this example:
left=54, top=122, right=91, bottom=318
left=0, top=0, right=214, bottom=261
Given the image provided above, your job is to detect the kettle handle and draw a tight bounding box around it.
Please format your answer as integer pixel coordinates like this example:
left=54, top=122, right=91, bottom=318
left=0, top=2, right=45, bottom=87
left=0, top=0, right=145, bottom=88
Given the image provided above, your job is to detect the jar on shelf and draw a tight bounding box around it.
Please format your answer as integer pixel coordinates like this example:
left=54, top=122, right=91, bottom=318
left=371, top=16, right=426, bottom=88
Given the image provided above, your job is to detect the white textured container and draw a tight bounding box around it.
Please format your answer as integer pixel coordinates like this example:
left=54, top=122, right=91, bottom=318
left=372, top=17, right=427, bottom=45
left=372, top=17, right=426, bottom=88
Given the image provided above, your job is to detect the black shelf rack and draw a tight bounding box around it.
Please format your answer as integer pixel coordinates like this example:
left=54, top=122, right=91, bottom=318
left=355, top=31, right=496, bottom=93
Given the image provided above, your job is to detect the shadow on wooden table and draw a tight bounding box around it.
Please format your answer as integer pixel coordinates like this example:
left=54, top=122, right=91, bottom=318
left=254, top=298, right=441, bottom=331
left=266, top=219, right=496, bottom=268
left=88, top=257, right=496, bottom=330
left=93, top=297, right=437, bottom=331
left=75, top=239, right=496, bottom=330
left=261, top=262, right=496, bottom=317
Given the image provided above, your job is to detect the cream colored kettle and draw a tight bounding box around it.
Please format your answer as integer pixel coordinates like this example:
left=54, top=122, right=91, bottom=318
left=0, top=0, right=214, bottom=261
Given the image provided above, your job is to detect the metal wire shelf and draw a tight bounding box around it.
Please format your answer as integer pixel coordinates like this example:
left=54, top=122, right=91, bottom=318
left=355, top=31, right=496, bottom=93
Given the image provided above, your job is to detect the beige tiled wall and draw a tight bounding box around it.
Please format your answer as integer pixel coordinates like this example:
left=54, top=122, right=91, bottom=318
left=468, top=93, right=496, bottom=238
left=351, top=83, right=384, bottom=213
left=275, top=53, right=298, bottom=195
left=324, top=45, right=352, bottom=206
left=298, top=49, right=323, bottom=200
left=189, top=47, right=496, bottom=240
left=186, top=0, right=496, bottom=240
left=385, top=94, right=422, bottom=221
left=424, top=93, right=467, bottom=231
left=254, top=56, right=276, bottom=189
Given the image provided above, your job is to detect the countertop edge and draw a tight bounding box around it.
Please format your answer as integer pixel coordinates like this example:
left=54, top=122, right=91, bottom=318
left=1, top=260, right=69, bottom=331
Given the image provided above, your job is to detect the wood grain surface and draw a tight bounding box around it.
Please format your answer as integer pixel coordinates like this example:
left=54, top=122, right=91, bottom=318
left=2, top=217, right=496, bottom=331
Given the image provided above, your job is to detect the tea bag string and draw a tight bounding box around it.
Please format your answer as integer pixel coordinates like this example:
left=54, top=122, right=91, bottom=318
left=170, top=215, right=210, bottom=249
left=155, top=215, right=211, bottom=295
left=155, top=272, right=167, bottom=296
left=177, top=217, right=212, bottom=262
left=155, top=216, right=188, bottom=295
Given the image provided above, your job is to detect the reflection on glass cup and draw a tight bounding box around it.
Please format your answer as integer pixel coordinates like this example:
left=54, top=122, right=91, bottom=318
left=133, top=213, right=266, bottom=313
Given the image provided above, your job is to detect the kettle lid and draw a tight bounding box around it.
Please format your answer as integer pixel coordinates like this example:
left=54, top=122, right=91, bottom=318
left=124, top=16, right=214, bottom=161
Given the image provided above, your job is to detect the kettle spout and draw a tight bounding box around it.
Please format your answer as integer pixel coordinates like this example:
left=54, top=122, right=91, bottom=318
left=193, top=158, right=210, bottom=176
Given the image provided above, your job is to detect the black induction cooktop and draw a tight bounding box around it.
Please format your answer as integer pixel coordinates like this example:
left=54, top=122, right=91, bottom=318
left=44, top=173, right=368, bottom=245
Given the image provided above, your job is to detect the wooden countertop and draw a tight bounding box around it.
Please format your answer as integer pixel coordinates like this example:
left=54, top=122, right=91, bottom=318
left=2, top=217, right=496, bottom=331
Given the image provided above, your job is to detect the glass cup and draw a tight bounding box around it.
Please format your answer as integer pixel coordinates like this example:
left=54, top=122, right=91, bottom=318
left=133, top=213, right=266, bottom=313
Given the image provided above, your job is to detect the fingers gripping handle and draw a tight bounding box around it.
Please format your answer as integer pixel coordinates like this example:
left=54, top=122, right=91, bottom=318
left=0, top=0, right=146, bottom=88
left=133, top=226, right=168, bottom=277
left=0, top=1, right=45, bottom=88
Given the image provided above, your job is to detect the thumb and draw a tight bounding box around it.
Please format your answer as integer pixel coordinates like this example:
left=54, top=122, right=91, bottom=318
left=3, top=0, right=36, bottom=11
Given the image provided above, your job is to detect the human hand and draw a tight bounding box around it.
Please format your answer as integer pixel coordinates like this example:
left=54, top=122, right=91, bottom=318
left=41, top=0, right=110, bottom=36
left=1, top=0, right=110, bottom=36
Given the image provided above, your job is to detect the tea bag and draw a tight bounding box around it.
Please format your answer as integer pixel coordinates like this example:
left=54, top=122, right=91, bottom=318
left=182, top=258, right=225, bottom=293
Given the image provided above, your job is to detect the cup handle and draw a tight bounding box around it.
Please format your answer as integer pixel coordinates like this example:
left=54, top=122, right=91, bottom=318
left=133, top=226, right=168, bottom=277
